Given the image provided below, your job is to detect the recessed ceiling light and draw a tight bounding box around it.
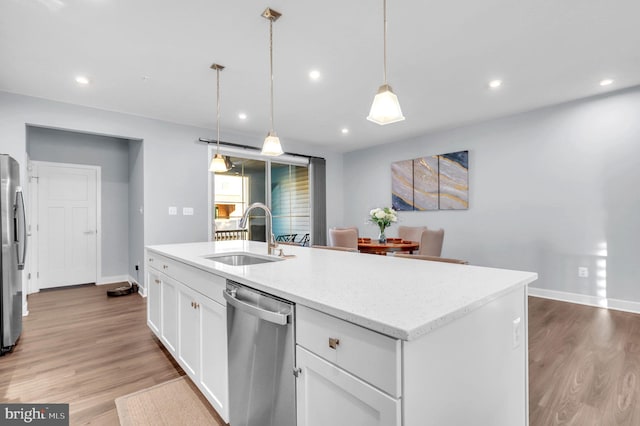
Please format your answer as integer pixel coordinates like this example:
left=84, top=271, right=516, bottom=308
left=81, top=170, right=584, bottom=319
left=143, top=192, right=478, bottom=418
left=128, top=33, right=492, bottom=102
left=341, top=128, right=349, bottom=134
left=238, top=112, right=247, bottom=120
left=309, top=70, right=321, bottom=81
left=599, top=79, right=614, bottom=86
left=488, top=79, right=502, bottom=89
left=75, top=75, right=90, bottom=85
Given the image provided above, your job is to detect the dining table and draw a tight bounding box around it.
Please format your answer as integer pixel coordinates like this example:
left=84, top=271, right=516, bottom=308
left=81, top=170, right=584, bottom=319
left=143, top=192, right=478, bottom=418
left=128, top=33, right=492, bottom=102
left=357, top=238, right=419, bottom=255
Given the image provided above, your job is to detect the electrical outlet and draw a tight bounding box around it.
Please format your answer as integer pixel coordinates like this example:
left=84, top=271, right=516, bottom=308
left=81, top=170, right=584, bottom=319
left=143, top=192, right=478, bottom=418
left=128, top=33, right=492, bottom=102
left=512, top=317, right=522, bottom=349
left=183, top=207, right=194, bottom=216
left=578, top=267, right=589, bottom=278
left=168, top=206, right=177, bottom=215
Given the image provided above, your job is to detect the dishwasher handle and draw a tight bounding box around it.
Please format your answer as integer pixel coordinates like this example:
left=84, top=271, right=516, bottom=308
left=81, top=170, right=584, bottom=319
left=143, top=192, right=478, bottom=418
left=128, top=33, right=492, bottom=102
left=223, top=289, right=290, bottom=325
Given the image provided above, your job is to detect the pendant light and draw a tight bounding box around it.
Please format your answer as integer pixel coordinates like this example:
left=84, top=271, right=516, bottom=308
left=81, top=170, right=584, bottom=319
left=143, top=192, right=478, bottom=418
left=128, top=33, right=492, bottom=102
left=367, top=0, right=405, bottom=125
left=209, top=63, right=230, bottom=173
left=261, top=7, right=284, bottom=156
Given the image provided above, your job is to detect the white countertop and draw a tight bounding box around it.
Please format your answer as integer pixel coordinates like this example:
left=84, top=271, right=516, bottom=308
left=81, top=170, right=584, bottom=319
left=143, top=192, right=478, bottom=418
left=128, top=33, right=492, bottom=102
left=146, top=241, right=537, bottom=341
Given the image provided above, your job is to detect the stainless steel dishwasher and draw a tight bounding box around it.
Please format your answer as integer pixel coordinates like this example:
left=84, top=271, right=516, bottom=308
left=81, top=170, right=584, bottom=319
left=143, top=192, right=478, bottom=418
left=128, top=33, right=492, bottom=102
left=223, top=280, right=296, bottom=426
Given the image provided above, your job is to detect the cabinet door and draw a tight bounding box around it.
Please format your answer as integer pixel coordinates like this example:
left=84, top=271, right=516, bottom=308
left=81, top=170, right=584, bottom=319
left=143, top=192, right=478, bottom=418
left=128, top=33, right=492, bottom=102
left=200, top=296, right=229, bottom=422
left=296, top=346, right=400, bottom=426
left=161, top=276, right=179, bottom=355
left=178, top=285, right=201, bottom=377
left=146, top=269, right=162, bottom=336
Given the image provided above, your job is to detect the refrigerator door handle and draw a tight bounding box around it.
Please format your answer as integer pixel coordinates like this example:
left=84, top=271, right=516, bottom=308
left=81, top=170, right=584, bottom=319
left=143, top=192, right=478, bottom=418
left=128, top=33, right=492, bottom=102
left=15, top=187, right=27, bottom=270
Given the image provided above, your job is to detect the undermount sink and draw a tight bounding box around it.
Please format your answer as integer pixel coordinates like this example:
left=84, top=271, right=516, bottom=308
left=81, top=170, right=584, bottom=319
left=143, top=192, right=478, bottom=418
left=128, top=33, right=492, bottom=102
left=204, top=252, right=283, bottom=266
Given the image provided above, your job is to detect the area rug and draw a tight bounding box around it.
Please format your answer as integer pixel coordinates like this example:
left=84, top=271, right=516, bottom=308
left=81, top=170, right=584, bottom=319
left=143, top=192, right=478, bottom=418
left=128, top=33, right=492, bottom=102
left=115, top=376, right=224, bottom=425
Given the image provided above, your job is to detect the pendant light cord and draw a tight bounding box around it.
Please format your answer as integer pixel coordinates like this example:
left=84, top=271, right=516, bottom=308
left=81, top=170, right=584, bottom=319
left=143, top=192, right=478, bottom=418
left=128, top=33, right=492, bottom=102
left=269, top=18, right=275, bottom=133
left=383, top=0, right=387, bottom=84
left=216, top=67, right=221, bottom=154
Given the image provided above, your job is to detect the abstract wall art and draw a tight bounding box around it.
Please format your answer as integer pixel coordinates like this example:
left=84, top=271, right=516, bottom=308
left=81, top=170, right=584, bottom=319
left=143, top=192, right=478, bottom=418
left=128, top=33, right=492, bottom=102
left=391, top=159, right=414, bottom=211
left=391, top=150, right=469, bottom=211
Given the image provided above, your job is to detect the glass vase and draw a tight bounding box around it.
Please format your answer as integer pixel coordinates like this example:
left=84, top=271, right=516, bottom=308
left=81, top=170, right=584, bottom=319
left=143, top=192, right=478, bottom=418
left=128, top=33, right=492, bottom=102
left=378, top=227, right=387, bottom=243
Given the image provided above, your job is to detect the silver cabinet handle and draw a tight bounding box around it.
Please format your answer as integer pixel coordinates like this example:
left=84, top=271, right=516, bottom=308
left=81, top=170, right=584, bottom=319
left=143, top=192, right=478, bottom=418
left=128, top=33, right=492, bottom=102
left=329, top=338, right=340, bottom=349
left=223, top=289, right=289, bottom=325
left=84, top=230, right=96, bottom=235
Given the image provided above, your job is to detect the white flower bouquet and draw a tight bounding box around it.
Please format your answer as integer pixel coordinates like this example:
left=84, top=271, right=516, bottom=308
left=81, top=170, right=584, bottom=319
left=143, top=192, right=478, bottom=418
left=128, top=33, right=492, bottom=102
left=368, top=207, right=398, bottom=242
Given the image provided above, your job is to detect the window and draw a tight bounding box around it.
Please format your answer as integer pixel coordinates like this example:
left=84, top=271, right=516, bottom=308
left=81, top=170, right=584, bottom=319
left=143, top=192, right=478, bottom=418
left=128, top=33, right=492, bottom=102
left=209, top=148, right=324, bottom=246
left=271, top=163, right=310, bottom=245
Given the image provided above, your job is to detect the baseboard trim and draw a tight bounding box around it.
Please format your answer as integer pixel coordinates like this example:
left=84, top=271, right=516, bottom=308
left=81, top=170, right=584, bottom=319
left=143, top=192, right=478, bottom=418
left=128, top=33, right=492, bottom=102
left=528, top=287, right=640, bottom=314
left=129, top=275, right=146, bottom=298
left=97, top=275, right=130, bottom=285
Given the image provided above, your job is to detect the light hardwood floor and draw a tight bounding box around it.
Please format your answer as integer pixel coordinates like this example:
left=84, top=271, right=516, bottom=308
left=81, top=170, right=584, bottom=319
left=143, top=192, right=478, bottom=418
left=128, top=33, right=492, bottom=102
left=0, top=284, right=186, bottom=425
left=529, top=296, right=640, bottom=425
left=3, top=286, right=640, bottom=425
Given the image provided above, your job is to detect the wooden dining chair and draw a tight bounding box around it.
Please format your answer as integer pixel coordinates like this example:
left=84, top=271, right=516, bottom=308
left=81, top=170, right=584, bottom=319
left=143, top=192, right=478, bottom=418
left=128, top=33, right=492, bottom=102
left=418, top=228, right=445, bottom=257
left=311, top=245, right=358, bottom=252
left=394, top=253, right=468, bottom=264
left=328, top=227, right=359, bottom=250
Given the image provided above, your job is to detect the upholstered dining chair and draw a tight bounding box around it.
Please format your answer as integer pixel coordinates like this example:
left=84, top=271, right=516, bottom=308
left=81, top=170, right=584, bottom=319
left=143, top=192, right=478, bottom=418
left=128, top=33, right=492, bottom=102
left=328, top=227, right=359, bottom=250
left=398, top=226, right=427, bottom=245
left=332, top=226, right=359, bottom=237
left=394, top=253, right=467, bottom=264
left=418, top=228, right=445, bottom=257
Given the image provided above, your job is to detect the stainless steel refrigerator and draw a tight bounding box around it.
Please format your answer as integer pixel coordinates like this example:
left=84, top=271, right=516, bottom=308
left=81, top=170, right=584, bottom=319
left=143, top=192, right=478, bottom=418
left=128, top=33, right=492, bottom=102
left=0, top=154, right=27, bottom=355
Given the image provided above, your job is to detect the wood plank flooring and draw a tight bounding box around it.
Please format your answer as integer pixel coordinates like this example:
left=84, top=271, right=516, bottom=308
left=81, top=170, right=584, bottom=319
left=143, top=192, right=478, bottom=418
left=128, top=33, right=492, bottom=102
left=3, top=286, right=640, bottom=425
left=529, top=296, right=640, bottom=425
left=0, top=284, right=185, bottom=425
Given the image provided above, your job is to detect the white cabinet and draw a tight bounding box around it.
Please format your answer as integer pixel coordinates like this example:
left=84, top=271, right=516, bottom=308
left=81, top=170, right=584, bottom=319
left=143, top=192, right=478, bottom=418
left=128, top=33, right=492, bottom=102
left=145, top=251, right=229, bottom=423
left=146, top=269, right=162, bottom=336
left=161, top=276, right=178, bottom=354
left=199, top=295, right=229, bottom=416
left=178, top=284, right=200, bottom=377
left=177, top=282, right=229, bottom=421
left=296, top=346, right=401, bottom=426
left=295, top=306, right=401, bottom=426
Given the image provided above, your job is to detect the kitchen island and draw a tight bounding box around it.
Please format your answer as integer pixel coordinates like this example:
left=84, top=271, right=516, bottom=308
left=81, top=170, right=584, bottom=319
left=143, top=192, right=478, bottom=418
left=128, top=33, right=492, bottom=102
left=146, top=240, right=537, bottom=426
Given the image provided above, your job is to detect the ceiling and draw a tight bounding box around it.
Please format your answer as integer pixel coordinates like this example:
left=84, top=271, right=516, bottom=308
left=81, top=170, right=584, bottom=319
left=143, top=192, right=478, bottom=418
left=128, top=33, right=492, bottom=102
left=2, top=0, right=639, bottom=153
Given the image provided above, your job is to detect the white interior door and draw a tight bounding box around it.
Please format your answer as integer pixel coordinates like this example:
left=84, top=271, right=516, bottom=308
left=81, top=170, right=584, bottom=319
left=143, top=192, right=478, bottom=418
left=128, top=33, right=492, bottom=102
left=37, top=163, right=98, bottom=288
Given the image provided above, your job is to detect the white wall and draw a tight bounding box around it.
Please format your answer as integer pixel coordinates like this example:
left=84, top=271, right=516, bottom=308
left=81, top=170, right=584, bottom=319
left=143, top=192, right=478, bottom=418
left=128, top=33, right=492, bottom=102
left=128, top=139, right=144, bottom=284
left=27, top=126, right=130, bottom=279
left=343, top=87, right=640, bottom=304
left=0, top=91, right=344, bottom=293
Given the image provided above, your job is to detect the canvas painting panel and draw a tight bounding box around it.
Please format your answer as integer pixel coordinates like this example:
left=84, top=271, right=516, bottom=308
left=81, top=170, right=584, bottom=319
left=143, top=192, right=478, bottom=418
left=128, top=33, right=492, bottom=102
left=413, top=156, right=439, bottom=211
left=391, top=160, right=414, bottom=211
left=438, top=150, right=469, bottom=210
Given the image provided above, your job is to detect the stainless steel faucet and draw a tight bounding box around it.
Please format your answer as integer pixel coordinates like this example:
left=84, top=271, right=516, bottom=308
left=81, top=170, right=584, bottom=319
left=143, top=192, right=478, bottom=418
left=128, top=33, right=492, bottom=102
left=239, top=202, right=278, bottom=255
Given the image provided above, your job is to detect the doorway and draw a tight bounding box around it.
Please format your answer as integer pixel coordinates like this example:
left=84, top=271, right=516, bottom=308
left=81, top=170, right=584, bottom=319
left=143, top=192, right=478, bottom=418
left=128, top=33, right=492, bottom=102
left=25, top=125, right=144, bottom=295
left=32, top=161, right=100, bottom=289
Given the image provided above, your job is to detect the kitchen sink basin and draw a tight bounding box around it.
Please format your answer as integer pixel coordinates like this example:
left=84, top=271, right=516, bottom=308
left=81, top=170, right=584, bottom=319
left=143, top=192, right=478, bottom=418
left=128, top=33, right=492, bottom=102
left=203, top=252, right=283, bottom=266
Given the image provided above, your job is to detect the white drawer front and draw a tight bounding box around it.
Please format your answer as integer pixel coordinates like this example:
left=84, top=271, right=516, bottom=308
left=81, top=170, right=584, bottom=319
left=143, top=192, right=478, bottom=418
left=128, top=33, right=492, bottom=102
left=146, top=251, right=226, bottom=304
left=296, top=305, right=401, bottom=398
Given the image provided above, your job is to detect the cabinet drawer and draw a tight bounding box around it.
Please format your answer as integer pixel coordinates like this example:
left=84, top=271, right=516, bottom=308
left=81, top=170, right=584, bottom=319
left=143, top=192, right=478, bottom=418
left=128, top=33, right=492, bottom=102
left=296, top=305, right=401, bottom=398
left=146, top=251, right=226, bottom=305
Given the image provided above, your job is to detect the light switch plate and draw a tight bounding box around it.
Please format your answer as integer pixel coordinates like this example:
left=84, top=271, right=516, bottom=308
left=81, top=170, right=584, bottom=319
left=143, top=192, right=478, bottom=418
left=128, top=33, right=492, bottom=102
left=168, top=206, right=177, bottom=215
left=183, top=207, right=194, bottom=216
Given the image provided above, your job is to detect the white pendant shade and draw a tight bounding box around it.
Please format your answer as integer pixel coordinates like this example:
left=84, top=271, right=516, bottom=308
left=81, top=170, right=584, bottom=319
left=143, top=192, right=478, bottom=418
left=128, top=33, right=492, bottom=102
left=209, top=153, right=229, bottom=173
left=367, top=84, right=405, bottom=125
left=261, top=131, right=284, bottom=156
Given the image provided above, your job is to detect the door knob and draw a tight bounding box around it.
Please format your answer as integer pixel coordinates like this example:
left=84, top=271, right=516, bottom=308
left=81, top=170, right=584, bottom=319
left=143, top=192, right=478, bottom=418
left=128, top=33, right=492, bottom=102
left=328, top=338, right=340, bottom=349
